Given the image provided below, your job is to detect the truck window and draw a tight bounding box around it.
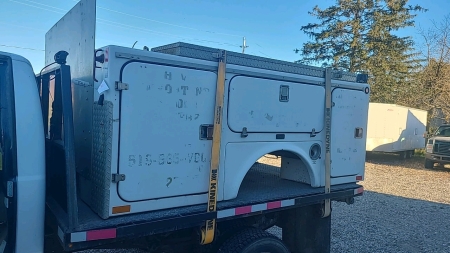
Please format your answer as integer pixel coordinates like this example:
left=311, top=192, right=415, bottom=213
left=0, top=59, right=6, bottom=251
left=0, top=55, right=19, bottom=253
left=435, top=126, right=450, bottom=137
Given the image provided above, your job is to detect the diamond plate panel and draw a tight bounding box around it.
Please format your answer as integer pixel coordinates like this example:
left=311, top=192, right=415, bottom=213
left=81, top=101, right=113, bottom=219
left=250, top=162, right=281, bottom=178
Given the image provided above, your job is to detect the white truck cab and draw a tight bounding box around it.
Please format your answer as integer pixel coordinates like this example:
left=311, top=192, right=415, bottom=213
left=0, top=52, right=45, bottom=252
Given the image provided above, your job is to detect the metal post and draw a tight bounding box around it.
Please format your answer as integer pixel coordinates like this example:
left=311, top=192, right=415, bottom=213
left=50, top=73, right=63, bottom=140
left=41, top=76, right=50, bottom=137
left=59, top=65, right=79, bottom=230
left=240, top=37, right=248, bottom=54
left=322, top=68, right=332, bottom=218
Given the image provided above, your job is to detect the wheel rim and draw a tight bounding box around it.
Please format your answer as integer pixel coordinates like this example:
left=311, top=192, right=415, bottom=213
left=245, top=240, right=289, bottom=253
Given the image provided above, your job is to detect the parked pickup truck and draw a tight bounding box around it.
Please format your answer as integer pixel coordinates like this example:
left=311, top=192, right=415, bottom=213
left=425, top=124, right=450, bottom=169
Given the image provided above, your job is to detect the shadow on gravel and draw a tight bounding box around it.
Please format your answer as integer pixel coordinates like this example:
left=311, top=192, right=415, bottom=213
left=366, top=152, right=450, bottom=173
left=330, top=191, right=450, bottom=253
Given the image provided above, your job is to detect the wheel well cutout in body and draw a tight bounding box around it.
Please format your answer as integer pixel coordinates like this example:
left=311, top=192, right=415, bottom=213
left=237, top=151, right=313, bottom=196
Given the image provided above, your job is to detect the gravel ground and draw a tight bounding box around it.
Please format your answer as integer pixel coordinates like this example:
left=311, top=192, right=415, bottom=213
left=80, top=153, right=450, bottom=253
left=329, top=153, right=450, bottom=253
left=264, top=153, right=450, bottom=253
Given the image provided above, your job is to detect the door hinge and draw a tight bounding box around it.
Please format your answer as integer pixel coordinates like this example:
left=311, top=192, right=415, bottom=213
left=115, top=82, right=129, bottom=91
left=6, top=181, right=13, bottom=198
left=112, top=174, right=126, bottom=183
left=310, top=128, right=316, bottom=137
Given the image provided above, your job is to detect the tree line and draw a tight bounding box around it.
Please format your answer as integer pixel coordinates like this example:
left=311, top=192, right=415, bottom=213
left=295, top=0, right=450, bottom=127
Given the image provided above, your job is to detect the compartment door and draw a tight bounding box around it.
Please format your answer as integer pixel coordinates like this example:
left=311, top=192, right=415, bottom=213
left=227, top=76, right=325, bottom=133
left=331, top=88, right=369, bottom=177
left=118, top=62, right=217, bottom=202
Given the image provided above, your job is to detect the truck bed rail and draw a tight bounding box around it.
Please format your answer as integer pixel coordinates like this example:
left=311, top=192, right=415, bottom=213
left=47, top=163, right=363, bottom=251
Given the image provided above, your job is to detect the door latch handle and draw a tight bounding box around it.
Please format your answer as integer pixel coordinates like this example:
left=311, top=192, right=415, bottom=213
left=355, top=128, right=363, bottom=139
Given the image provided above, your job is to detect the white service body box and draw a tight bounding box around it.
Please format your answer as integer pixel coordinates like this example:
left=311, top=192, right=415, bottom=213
left=82, top=44, right=370, bottom=219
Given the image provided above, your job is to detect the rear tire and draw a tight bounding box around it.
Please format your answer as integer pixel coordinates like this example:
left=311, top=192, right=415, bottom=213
left=400, top=151, right=407, bottom=159
left=217, top=227, right=289, bottom=253
left=424, top=159, right=434, bottom=169
left=407, top=150, right=414, bottom=159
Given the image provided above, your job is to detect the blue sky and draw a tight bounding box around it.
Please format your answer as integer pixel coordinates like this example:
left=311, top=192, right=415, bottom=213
left=0, top=0, right=448, bottom=72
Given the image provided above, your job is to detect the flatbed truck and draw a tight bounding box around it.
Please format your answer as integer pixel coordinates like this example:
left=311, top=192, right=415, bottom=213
left=0, top=1, right=369, bottom=252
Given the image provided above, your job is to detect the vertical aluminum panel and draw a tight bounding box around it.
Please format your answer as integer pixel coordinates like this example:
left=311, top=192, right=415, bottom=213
left=45, top=0, right=96, bottom=175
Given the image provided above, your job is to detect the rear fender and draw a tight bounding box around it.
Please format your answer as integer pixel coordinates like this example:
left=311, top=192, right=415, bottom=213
left=223, top=141, right=322, bottom=200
